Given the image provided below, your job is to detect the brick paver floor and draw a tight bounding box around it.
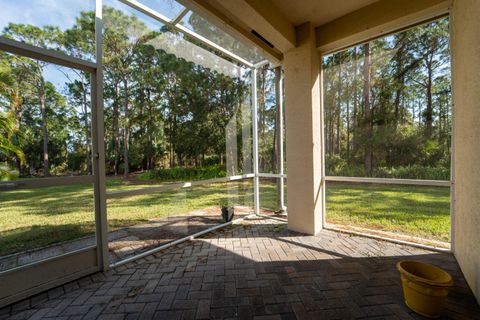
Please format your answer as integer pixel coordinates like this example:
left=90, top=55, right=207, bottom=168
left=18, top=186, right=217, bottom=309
left=2, top=216, right=479, bottom=319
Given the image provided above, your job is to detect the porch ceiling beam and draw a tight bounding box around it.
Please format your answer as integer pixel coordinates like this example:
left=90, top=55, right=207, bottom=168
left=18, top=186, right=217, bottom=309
left=316, top=0, right=452, bottom=54
left=181, top=0, right=286, bottom=62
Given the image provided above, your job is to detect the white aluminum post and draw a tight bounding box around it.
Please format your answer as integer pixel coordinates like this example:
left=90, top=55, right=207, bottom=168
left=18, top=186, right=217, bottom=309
left=93, top=0, right=109, bottom=270
left=320, top=62, right=326, bottom=229
left=251, top=68, right=260, bottom=214
left=448, top=14, right=455, bottom=252
left=275, top=66, right=286, bottom=212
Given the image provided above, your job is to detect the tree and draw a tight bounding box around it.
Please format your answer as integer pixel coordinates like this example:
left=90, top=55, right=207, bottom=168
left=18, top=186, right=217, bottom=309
left=0, top=112, right=25, bottom=179
left=322, top=17, right=451, bottom=178
left=3, top=24, right=61, bottom=176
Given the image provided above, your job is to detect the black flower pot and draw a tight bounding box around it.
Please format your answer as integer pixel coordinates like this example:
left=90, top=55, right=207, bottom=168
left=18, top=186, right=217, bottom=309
left=221, top=206, right=234, bottom=222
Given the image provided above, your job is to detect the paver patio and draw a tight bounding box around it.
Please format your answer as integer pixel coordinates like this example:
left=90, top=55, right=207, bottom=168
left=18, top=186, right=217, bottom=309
left=1, top=215, right=479, bottom=319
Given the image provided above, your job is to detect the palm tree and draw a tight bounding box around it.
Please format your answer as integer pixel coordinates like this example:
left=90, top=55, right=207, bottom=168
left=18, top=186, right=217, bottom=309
left=0, top=61, right=25, bottom=179
left=0, top=112, right=25, bottom=179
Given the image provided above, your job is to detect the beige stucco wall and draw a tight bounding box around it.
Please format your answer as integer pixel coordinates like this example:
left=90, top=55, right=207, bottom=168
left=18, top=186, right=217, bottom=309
left=283, top=22, right=323, bottom=235
left=451, top=0, right=480, bottom=303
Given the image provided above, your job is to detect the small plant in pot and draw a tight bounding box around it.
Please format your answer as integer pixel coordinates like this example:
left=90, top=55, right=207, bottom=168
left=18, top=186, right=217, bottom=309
left=220, top=201, right=234, bottom=222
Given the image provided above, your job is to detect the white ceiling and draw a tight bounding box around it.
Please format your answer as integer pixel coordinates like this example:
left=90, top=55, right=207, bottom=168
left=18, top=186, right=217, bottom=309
left=270, top=0, right=380, bottom=27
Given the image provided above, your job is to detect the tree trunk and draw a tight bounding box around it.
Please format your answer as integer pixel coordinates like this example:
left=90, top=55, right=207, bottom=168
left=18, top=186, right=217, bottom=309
left=113, top=83, right=120, bottom=176
left=39, top=76, right=50, bottom=177
left=328, top=78, right=335, bottom=156
left=336, top=59, right=342, bottom=155
left=352, top=48, right=358, bottom=156
left=346, top=80, right=350, bottom=160
left=363, top=43, right=373, bottom=176
left=123, top=78, right=129, bottom=178
left=146, top=88, right=153, bottom=170
left=170, top=113, right=176, bottom=168
left=425, top=58, right=434, bottom=138
left=81, top=76, right=92, bottom=175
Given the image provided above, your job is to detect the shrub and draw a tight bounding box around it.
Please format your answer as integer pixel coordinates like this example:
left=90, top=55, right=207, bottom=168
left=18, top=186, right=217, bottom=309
left=326, top=160, right=450, bottom=180
left=374, top=165, right=450, bottom=180
left=139, top=164, right=227, bottom=182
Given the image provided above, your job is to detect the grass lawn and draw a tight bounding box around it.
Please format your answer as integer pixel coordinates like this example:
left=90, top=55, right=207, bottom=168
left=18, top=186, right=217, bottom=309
left=0, top=179, right=254, bottom=256
left=325, top=182, right=451, bottom=242
left=0, top=179, right=450, bottom=256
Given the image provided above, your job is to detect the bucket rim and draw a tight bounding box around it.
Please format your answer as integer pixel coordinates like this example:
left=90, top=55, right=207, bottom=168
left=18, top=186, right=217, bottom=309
left=397, top=260, right=453, bottom=287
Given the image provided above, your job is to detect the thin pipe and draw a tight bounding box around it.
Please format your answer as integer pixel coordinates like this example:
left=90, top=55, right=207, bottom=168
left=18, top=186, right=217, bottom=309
left=110, top=214, right=256, bottom=268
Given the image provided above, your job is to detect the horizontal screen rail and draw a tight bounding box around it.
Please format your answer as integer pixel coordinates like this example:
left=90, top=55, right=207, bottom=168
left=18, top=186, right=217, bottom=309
left=325, top=176, right=450, bottom=187
left=0, top=36, right=96, bottom=72
left=258, top=173, right=287, bottom=178
left=107, top=174, right=255, bottom=199
left=0, top=175, right=94, bottom=190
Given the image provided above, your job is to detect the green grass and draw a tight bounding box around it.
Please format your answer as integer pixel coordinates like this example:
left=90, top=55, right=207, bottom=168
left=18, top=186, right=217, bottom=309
left=0, top=180, right=450, bottom=256
left=325, top=182, right=451, bottom=242
left=0, top=180, right=254, bottom=256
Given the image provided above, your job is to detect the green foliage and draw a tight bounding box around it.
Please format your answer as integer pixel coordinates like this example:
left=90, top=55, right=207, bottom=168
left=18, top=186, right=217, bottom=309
left=323, top=18, right=451, bottom=177
left=374, top=165, right=450, bottom=180
left=0, top=7, right=251, bottom=178
left=327, top=154, right=450, bottom=180
left=138, top=165, right=226, bottom=181
left=0, top=112, right=25, bottom=179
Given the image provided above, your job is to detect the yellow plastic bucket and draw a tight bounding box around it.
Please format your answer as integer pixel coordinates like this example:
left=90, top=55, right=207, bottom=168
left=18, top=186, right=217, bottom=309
left=397, top=260, right=453, bottom=318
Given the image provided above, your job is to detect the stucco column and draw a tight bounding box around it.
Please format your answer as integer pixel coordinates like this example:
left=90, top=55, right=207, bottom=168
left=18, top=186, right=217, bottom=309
left=283, top=22, right=323, bottom=235
left=451, top=0, right=480, bottom=303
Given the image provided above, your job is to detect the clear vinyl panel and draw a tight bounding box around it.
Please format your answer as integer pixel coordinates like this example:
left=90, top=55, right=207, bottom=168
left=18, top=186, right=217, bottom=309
left=255, top=65, right=287, bottom=214
left=0, top=53, right=95, bottom=271
left=256, top=66, right=279, bottom=174
left=0, top=183, right=95, bottom=271
left=179, top=10, right=266, bottom=64
left=258, top=177, right=286, bottom=213
left=184, top=180, right=254, bottom=229
left=106, top=186, right=187, bottom=262
left=136, top=0, right=185, bottom=20
left=106, top=180, right=254, bottom=263
left=0, top=0, right=97, bottom=61
left=102, top=0, right=256, bottom=263
left=322, top=17, right=451, bottom=244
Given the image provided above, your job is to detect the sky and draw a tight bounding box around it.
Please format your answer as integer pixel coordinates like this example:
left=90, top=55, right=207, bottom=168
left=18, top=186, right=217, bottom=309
left=0, top=0, right=183, bottom=30
left=0, top=0, right=96, bottom=89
